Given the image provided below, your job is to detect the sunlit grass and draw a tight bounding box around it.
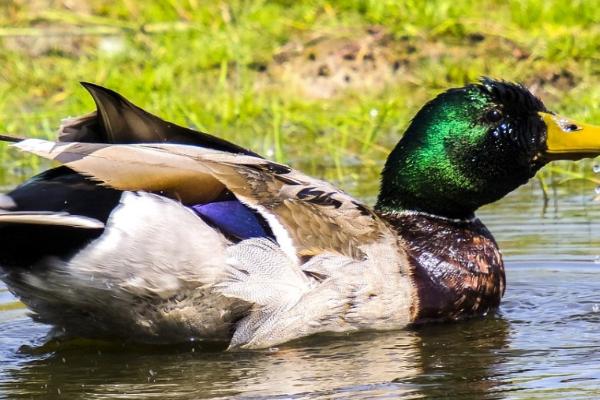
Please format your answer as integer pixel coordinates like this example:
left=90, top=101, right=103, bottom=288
left=0, top=0, right=598, bottom=194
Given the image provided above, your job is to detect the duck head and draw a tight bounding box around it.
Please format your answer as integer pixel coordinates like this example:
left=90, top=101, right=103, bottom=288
left=376, top=78, right=600, bottom=219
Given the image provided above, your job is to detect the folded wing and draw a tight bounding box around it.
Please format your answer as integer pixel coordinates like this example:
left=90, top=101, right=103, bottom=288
left=14, top=139, right=393, bottom=260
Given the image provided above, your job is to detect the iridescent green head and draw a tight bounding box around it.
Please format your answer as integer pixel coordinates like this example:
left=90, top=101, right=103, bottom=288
left=376, top=78, right=600, bottom=219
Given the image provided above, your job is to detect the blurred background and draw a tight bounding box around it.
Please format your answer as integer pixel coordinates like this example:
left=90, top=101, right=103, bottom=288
left=0, top=0, right=598, bottom=194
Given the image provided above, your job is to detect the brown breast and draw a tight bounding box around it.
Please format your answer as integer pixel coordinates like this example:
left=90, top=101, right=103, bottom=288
left=381, top=212, right=505, bottom=323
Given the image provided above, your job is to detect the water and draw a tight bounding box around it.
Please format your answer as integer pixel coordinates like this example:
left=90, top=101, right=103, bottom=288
left=1, top=169, right=599, bottom=399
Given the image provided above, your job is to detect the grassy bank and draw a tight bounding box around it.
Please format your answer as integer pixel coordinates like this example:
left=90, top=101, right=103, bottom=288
left=0, top=0, right=598, bottom=193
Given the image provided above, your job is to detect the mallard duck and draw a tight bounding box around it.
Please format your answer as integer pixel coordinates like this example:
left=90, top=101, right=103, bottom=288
left=0, top=79, right=598, bottom=349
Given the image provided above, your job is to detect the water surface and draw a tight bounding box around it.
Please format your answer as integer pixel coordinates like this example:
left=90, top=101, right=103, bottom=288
left=0, top=168, right=599, bottom=399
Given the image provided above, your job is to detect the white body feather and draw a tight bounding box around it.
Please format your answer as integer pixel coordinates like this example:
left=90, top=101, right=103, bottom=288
left=4, top=192, right=244, bottom=342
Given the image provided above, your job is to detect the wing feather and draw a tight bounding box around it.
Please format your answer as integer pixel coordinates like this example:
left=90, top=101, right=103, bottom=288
left=13, top=139, right=393, bottom=258
left=14, top=139, right=225, bottom=204
left=0, top=211, right=104, bottom=229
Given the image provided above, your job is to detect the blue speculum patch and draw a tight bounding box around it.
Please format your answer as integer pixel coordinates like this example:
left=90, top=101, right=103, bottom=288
left=191, top=200, right=272, bottom=240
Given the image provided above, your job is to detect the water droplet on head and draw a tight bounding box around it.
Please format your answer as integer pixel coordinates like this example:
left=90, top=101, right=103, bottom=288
left=595, top=186, right=600, bottom=195
left=594, top=255, right=600, bottom=264
left=369, top=108, right=379, bottom=118
left=593, top=165, right=600, bottom=174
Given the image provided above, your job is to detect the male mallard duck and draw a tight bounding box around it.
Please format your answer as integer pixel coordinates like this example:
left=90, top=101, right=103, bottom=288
left=0, top=79, right=598, bottom=349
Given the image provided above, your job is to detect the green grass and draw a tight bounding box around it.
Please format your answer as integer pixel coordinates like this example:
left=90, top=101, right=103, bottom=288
left=0, top=0, right=598, bottom=194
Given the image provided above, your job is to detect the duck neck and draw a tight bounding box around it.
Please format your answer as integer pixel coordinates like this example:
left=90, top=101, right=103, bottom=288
left=374, top=140, right=479, bottom=220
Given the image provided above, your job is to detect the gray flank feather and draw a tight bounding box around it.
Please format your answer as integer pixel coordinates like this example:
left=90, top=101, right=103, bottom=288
left=217, top=238, right=311, bottom=310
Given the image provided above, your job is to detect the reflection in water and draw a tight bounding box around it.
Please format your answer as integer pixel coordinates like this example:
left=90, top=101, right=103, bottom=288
left=1, top=331, right=419, bottom=398
left=410, top=317, right=511, bottom=399
left=0, top=318, right=512, bottom=399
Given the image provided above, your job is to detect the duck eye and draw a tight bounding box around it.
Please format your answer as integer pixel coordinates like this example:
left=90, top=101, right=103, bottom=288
left=484, top=109, right=503, bottom=123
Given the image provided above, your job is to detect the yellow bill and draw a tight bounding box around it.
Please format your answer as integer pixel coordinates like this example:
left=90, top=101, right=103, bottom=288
left=540, top=111, right=600, bottom=160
